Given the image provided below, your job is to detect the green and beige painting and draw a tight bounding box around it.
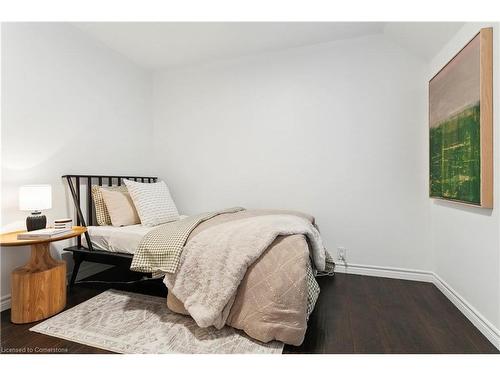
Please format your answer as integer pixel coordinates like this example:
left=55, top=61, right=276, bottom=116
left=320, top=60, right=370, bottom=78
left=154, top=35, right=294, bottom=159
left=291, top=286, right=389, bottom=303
left=429, top=34, right=481, bottom=204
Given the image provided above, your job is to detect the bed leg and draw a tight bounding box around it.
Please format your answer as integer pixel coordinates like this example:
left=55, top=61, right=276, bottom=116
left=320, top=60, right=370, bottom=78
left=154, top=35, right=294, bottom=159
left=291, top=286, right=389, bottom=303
left=69, top=253, right=84, bottom=289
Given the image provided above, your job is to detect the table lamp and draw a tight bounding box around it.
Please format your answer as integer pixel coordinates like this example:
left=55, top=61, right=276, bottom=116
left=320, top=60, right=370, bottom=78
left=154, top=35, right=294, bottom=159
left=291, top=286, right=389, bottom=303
left=19, top=185, right=52, bottom=231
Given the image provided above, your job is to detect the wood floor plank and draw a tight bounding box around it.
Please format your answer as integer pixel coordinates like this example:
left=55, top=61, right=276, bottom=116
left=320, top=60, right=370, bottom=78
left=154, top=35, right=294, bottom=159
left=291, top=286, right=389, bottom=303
left=360, top=276, right=440, bottom=353
left=347, top=275, right=390, bottom=353
left=411, top=281, right=497, bottom=353
left=1, top=268, right=497, bottom=354
left=397, top=279, right=478, bottom=353
left=317, top=273, right=354, bottom=353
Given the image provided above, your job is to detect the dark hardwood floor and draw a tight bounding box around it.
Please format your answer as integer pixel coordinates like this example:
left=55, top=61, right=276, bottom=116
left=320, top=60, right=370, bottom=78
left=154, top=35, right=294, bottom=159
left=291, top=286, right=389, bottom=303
left=1, top=266, right=497, bottom=354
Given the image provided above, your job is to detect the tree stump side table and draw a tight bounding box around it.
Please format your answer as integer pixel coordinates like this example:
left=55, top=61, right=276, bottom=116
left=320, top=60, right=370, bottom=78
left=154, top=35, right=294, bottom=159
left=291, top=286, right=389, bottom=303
left=0, top=226, right=87, bottom=324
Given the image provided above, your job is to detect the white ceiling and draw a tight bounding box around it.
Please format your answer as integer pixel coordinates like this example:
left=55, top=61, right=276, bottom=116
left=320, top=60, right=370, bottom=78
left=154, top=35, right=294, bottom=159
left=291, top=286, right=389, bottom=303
left=74, top=22, right=465, bottom=70
left=384, top=22, right=465, bottom=61
left=74, top=22, right=385, bottom=70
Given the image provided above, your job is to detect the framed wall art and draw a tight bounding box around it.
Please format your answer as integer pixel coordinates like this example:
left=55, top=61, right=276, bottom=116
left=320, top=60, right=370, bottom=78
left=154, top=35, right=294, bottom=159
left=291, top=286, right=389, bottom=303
left=429, top=27, right=493, bottom=208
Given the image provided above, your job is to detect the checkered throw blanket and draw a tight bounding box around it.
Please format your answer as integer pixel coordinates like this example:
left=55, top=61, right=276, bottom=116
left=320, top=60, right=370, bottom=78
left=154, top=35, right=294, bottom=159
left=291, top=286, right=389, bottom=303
left=130, top=207, right=245, bottom=274
left=306, top=252, right=335, bottom=317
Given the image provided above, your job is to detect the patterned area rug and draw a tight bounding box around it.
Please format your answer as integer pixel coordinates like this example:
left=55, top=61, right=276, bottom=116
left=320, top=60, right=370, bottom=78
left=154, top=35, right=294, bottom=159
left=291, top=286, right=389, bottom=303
left=30, top=289, right=283, bottom=354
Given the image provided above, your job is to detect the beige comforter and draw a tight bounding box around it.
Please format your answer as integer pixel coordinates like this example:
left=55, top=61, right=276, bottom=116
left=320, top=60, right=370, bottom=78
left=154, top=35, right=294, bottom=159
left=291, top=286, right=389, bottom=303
left=165, top=209, right=323, bottom=346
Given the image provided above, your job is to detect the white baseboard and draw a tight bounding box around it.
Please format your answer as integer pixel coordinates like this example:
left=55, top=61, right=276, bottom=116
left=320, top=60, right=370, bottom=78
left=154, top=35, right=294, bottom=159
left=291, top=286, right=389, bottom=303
left=1, top=294, right=11, bottom=312
left=0, top=262, right=111, bottom=312
left=334, top=262, right=434, bottom=283
left=336, top=262, right=500, bottom=351
left=432, top=273, right=500, bottom=351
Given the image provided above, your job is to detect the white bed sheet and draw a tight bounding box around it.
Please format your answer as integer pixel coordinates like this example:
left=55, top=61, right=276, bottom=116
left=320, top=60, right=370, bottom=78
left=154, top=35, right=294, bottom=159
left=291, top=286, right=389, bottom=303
left=83, top=225, right=153, bottom=254
left=83, top=215, right=189, bottom=254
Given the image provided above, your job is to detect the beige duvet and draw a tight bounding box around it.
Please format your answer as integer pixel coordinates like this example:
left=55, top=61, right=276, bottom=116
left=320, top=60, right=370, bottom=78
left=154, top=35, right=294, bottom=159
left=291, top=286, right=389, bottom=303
left=166, top=209, right=320, bottom=346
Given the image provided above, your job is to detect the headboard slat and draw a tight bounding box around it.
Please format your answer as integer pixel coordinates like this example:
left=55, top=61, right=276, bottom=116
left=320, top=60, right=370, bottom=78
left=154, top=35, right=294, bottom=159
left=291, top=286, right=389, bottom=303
left=75, top=177, right=81, bottom=227
left=76, top=177, right=81, bottom=247
left=87, top=177, right=92, bottom=226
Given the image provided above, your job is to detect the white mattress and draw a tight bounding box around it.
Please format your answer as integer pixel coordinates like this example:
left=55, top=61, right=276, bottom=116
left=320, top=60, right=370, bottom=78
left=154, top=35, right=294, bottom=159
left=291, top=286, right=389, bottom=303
left=83, top=215, right=189, bottom=254
left=83, top=225, right=154, bottom=254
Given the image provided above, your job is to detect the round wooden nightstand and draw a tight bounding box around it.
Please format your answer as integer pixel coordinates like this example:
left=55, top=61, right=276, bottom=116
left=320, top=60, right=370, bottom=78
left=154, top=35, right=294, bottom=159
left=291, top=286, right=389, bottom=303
left=0, top=226, right=87, bottom=324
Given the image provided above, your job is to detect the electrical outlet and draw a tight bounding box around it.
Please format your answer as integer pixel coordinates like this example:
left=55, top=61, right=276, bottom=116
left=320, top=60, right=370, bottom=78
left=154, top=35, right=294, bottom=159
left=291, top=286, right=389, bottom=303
left=337, top=247, right=347, bottom=262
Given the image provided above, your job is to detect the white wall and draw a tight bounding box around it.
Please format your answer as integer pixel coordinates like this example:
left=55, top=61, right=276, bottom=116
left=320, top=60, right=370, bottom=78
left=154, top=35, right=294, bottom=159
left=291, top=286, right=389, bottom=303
left=0, top=23, right=154, bottom=304
left=428, top=23, right=500, bottom=334
left=152, top=34, right=432, bottom=272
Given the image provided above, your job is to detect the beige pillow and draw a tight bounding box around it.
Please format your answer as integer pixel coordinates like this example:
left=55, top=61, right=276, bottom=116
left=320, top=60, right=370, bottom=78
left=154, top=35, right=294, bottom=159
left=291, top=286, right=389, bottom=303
left=100, top=189, right=141, bottom=227
left=91, top=185, right=128, bottom=225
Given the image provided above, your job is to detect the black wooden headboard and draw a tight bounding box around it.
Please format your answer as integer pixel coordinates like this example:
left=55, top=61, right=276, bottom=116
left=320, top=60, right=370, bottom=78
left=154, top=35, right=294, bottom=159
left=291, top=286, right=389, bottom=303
left=62, top=174, right=157, bottom=248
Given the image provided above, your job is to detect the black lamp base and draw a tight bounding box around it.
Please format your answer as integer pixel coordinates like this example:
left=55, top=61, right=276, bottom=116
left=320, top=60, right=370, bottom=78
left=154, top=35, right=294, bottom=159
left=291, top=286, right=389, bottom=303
left=26, top=212, right=47, bottom=231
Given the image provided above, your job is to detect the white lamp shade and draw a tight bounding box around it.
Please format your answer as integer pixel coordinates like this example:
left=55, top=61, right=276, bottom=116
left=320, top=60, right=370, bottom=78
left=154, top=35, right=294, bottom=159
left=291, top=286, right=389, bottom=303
left=19, top=185, right=52, bottom=211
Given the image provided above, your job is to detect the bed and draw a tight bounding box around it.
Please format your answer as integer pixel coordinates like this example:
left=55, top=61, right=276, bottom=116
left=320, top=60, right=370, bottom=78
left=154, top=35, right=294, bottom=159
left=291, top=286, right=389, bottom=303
left=62, top=174, right=160, bottom=287
left=83, top=216, right=189, bottom=254
left=63, top=174, right=334, bottom=346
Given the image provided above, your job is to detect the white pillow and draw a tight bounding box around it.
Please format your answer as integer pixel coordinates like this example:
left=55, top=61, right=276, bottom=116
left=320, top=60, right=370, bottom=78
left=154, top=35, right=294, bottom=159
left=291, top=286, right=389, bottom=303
left=100, top=189, right=141, bottom=227
left=123, top=179, right=180, bottom=226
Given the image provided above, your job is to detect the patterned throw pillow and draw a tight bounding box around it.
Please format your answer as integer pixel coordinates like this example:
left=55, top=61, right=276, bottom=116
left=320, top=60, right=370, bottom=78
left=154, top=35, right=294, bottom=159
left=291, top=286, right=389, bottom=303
left=91, top=185, right=129, bottom=226
left=124, top=179, right=180, bottom=226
